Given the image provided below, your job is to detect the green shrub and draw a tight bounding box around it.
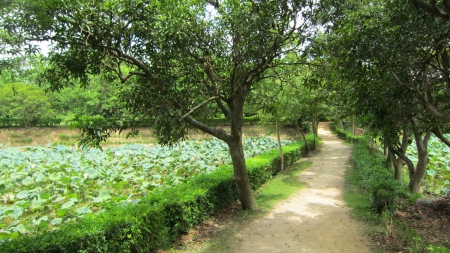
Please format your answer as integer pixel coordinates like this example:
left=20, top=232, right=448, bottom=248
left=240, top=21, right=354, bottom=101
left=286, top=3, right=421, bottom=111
left=352, top=138, right=410, bottom=213
left=333, top=123, right=409, bottom=213
left=58, top=133, right=70, bottom=140
left=331, top=122, right=363, bottom=144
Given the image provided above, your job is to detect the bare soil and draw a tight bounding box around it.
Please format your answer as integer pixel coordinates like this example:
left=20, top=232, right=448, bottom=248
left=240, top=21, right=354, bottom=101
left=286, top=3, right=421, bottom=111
left=374, top=197, right=450, bottom=252
left=0, top=125, right=299, bottom=147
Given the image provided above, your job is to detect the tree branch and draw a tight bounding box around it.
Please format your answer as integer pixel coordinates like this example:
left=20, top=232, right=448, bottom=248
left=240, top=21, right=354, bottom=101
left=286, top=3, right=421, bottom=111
left=408, top=0, right=449, bottom=20
left=183, top=115, right=231, bottom=142
left=180, top=96, right=219, bottom=121
left=432, top=125, right=450, bottom=148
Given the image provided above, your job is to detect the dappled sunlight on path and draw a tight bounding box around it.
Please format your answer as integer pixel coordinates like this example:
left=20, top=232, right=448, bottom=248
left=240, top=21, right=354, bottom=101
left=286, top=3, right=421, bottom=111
left=230, top=122, right=372, bottom=253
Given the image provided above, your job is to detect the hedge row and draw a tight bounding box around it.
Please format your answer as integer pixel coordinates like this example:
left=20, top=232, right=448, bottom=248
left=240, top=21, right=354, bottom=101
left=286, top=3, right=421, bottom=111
left=0, top=117, right=62, bottom=128
left=352, top=139, right=410, bottom=213
left=332, top=124, right=409, bottom=213
left=331, top=122, right=363, bottom=144
left=0, top=135, right=315, bottom=253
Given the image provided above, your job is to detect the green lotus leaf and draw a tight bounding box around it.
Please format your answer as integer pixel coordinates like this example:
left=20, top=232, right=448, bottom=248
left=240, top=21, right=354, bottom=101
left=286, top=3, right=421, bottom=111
left=15, top=190, right=29, bottom=199
left=61, top=200, right=76, bottom=209
left=14, top=224, right=28, bottom=234
left=51, top=218, right=63, bottom=226
left=22, top=177, right=34, bottom=186
left=55, top=209, right=69, bottom=217
left=30, top=200, right=42, bottom=210
left=40, top=193, right=52, bottom=199
left=49, top=173, right=61, bottom=181
left=75, top=206, right=92, bottom=215
left=86, top=168, right=99, bottom=179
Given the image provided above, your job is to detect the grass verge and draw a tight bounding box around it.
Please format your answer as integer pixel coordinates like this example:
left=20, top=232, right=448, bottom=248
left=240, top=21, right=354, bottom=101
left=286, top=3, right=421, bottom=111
left=169, top=160, right=313, bottom=253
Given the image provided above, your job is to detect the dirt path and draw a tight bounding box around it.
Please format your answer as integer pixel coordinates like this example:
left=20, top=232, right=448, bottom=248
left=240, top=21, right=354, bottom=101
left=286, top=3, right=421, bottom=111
left=230, top=122, right=372, bottom=253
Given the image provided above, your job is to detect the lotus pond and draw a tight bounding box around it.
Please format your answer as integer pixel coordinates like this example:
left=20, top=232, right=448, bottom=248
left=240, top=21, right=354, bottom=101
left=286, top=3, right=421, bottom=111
left=0, top=137, right=292, bottom=239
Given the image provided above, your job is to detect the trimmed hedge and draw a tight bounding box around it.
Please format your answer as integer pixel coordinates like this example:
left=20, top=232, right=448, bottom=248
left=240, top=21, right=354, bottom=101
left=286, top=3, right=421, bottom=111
left=331, top=122, right=363, bottom=144
left=352, top=139, right=410, bottom=213
left=0, top=135, right=315, bottom=253
left=332, top=123, right=409, bottom=213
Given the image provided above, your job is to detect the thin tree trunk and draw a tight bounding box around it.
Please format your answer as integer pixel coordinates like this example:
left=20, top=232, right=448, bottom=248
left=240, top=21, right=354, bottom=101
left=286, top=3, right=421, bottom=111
left=295, top=120, right=309, bottom=152
left=387, top=127, right=410, bottom=182
left=276, top=117, right=284, bottom=172
left=409, top=130, right=432, bottom=193
left=351, top=115, right=355, bottom=135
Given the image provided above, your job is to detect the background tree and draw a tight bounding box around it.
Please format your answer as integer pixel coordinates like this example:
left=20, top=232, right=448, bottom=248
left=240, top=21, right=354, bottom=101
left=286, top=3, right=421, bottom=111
left=1, top=0, right=314, bottom=210
left=313, top=0, right=444, bottom=193
left=0, top=83, right=54, bottom=127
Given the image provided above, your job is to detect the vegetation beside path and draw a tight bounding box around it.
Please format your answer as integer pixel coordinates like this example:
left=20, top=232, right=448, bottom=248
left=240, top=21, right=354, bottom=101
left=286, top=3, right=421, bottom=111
left=335, top=125, right=450, bottom=253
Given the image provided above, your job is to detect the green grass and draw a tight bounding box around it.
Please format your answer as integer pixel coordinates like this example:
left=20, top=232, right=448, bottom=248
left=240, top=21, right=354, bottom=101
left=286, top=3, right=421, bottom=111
left=343, top=163, right=383, bottom=225
left=174, top=160, right=313, bottom=253
left=255, top=161, right=311, bottom=212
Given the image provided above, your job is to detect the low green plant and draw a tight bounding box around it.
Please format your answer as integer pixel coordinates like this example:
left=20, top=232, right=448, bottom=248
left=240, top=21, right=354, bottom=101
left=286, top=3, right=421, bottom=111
left=427, top=244, right=450, bottom=253
left=58, top=133, right=70, bottom=140
left=0, top=135, right=316, bottom=252
left=18, top=138, right=33, bottom=143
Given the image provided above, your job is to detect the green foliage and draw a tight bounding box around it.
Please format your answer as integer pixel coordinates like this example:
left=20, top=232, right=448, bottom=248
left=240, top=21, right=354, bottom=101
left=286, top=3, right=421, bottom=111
left=0, top=83, right=55, bottom=128
left=0, top=117, right=61, bottom=128
left=0, top=137, right=293, bottom=237
left=427, top=244, right=450, bottom=253
left=352, top=138, right=410, bottom=213
left=334, top=123, right=410, bottom=213
left=331, top=122, right=363, bottom=144
left=0, top=135, right=315, bottom=252
left=406, top=134, right=450, bottom=196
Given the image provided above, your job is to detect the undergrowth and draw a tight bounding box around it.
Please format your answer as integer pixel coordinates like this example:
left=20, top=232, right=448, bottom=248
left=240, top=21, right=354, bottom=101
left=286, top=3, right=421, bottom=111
left=334, top=123, right=450, bottom=253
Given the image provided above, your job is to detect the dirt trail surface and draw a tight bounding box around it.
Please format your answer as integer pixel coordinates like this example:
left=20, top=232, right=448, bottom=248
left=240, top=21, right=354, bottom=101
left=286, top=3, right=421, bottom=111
left=230, top=122, right=372, bottom=253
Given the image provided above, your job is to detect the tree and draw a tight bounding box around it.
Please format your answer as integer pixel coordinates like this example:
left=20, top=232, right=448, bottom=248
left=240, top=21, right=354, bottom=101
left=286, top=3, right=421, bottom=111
left=313, top=0, right=443, bottom=193
left=1, top=0, right=313, bottom=210
left=0, top=83, right=54, bottom=127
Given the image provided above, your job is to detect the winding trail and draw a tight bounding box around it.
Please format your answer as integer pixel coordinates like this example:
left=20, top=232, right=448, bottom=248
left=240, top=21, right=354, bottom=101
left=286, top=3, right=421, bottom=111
left=230, top=122, right=372, bottom=253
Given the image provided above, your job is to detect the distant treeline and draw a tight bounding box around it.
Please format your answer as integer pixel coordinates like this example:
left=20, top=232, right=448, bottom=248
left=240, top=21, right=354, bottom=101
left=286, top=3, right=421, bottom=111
left=0, top=117, right=62, bottom=128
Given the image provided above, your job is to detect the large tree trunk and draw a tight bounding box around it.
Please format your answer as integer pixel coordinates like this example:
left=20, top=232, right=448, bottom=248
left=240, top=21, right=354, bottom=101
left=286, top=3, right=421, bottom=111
left=227, top=94, right=258, bottom=210
left=228, top=137, right=257, bottom=209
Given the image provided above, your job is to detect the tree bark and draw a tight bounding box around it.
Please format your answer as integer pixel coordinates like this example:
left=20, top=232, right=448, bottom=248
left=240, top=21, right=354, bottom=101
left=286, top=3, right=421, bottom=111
left=183, top=95, right=258, bottom=210
left=276, top=116, right=284, bottom=172
left=387, top=128, right=410, bottom=182
left=388, top=148, right=405, bottom=182
left=226, top=93, right=258, bottom=210
left=295, top=120, right=309, bottom=152
left=409, top=130, right=431, bottom=193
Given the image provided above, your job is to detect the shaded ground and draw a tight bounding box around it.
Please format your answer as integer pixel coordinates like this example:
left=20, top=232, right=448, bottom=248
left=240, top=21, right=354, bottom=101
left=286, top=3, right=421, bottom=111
left=375, top=197, right=450, bottom=252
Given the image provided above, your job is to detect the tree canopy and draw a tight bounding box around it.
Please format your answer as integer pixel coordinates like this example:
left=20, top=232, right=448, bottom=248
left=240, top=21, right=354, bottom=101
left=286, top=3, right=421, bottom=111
left=1, top=0, right=315, bottom=209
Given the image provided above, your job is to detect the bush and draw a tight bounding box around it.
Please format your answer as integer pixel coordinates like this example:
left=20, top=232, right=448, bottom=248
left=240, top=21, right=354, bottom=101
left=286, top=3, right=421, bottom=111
left=333, top=123, right=409, bottom=213
left=331, top=122, right=363, bottom=144
left=0, top=135, right=315, bottom=252
left=353, top=138, right=410, bottom=213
